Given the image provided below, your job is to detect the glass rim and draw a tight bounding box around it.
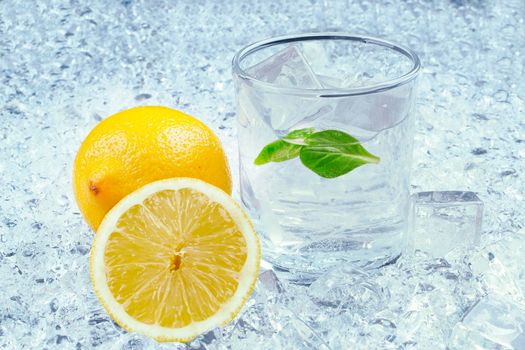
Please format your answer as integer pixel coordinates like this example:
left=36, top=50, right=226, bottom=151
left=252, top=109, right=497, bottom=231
left=232, top=32, right=421, bottom=97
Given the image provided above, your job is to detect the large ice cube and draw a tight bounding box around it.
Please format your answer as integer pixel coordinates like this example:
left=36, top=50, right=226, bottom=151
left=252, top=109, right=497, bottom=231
left=449, top=296, right=525, bottom=349
left=246, top=46, right=322, bottom=89
left=407, top=191, right=483, bottom=258
left=330, top=84, right=414, bottom=138
left=313, top=70, right=416, bottom=137
left=244, top=46, right=328, bottom=133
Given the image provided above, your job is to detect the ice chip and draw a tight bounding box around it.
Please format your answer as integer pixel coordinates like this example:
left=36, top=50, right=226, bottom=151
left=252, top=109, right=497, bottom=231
left=308, top=264, right=385, bottom=315
left=259, top=269, right=286, bottom=297
left=276, top=316, right=332, bottom=350
left=408, top=191, right=483, bottom=258
left=224, top=282, right=330, bottom=349
left=388, top=254, right=484, bottom=348
left=233, top=301, right=280, bottom=339
left=449, top=296, right=525, bottom=349
left=223, top=270, right=290, bottom=345
left=469, top=231, right=525, bottom=304
left=246, top=46, right=322, bottom=89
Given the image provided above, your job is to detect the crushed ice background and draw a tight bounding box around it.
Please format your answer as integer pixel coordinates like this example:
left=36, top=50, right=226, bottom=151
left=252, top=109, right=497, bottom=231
left=0, top=0, right=524, bottom=349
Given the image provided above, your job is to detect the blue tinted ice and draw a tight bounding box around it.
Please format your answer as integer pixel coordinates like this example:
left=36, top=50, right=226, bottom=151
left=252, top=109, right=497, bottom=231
left=0, top=0, right=523, bottom=349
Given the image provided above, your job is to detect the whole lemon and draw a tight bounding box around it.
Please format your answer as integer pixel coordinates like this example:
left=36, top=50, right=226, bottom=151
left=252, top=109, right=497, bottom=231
left=73, top=106, right=232, bottom=230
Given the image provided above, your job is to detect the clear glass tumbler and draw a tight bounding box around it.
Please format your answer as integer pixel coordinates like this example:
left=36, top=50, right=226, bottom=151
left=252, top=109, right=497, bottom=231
left=232, top=33, right=420, bottom=282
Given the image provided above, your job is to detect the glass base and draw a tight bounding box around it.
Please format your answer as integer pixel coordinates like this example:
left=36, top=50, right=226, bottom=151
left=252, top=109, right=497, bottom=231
left=265, top=250, right=402, bottom=285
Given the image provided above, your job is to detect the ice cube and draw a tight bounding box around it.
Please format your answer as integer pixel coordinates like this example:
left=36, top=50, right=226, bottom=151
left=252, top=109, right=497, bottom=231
left=449, top=296, right=525, bottom=349
left=469, top=231, right=525, bottom=304
left=300, top=76, right=415, bottom=142
left=407, top=191, right=483, bottom=258
left=246, top=46, right=322, bottom=89
left=301, top=41, right=331, bottom=72
left=244, top=46, right=329, bottom=132
left=333, top=83, right=414, bottom=133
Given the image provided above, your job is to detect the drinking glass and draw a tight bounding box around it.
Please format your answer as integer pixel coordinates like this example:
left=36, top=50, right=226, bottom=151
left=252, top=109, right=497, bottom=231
left=232, top=33, right=420, bottom=282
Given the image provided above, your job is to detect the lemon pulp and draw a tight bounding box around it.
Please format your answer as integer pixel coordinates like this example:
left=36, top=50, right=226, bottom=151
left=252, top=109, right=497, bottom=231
left=90, top=178, right=260, bottom=342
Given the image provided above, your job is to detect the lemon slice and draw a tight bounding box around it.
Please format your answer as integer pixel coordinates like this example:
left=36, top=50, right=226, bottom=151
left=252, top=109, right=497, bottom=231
left=90, top=178, right=260, bottom=342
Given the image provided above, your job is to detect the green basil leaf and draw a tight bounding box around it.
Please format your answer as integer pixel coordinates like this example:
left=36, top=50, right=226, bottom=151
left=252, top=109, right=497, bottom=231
left=281, top=127, right=315, bottom=145
left=255, top=128, right=380, bottom=179
left=304, top=129, right=360, bottom=147
left=254, top=140, right=302, bottom=165
left=254, top=128, right=314, bottom=165
left=300, top=130, right=380, bottom=178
